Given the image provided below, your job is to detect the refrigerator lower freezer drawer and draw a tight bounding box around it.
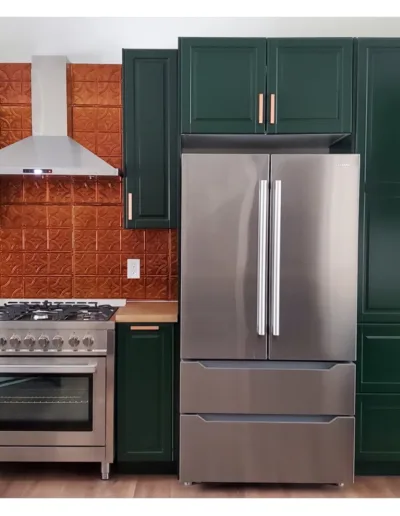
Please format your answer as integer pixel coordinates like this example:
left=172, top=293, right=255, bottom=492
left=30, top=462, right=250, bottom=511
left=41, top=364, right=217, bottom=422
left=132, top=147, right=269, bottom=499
left=180, top=415, right=355, bottom=485
left=180, top=361, right=355, bottom=415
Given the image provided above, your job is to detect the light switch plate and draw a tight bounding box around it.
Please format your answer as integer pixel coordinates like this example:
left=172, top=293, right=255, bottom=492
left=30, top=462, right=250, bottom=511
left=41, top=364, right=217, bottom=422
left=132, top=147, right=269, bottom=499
left=127, top=259, right=140, bottom=279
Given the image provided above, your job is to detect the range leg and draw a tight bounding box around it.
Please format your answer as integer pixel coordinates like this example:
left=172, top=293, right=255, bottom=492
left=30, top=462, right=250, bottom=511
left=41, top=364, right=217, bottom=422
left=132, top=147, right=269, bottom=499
left=101, top=462, right=110, bottom=480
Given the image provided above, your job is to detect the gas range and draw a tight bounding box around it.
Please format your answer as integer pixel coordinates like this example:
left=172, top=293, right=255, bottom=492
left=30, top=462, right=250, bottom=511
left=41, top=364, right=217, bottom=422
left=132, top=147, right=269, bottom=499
left=0, top=299, right=117, bottom=478
left=0, top=300, right=117, bottom=355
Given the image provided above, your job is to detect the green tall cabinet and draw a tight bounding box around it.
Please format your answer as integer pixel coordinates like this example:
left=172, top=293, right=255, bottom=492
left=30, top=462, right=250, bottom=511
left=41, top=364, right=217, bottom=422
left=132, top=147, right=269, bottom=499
left=123, top=50, right=178, bottom=229
left=180, top=37, right=354, bottom=135
left=116, top=323, right=175, bottom=463
left=356, top=39, right=400, bottom=474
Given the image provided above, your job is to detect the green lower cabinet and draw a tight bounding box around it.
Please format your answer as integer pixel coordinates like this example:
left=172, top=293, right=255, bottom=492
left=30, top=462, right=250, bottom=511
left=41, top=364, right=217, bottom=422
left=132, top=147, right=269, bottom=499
left=356, top=325, right=400, bottom=474
left=116, top=323, right=174, bottom=462
left=266, top=38, right=354, bottom=134
left=356, top=394, right=400, bottom=464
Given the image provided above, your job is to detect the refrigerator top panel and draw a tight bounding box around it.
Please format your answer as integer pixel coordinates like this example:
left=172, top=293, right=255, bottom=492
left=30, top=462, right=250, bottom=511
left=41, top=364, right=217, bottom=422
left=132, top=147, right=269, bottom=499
left=180, top=153, right=270, bottom=360
left=268, top=154, right=360, bottom=361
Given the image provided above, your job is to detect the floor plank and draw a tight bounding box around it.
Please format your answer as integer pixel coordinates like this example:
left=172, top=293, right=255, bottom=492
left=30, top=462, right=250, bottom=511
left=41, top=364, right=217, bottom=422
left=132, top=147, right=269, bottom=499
left=0, top=464, right=400, bottom=498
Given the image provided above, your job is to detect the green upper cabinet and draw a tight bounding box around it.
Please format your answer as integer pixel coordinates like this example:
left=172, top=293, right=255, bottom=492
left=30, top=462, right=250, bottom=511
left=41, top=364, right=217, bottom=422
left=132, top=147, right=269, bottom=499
left=266, top=38, right=353, bottom=134
left=116, top=323, right=174, bottom=463
left=356, top=39, right=400, bottom=185
left=180, top=38, right=267, bottom=134
left=179, top=37, right=354, bottom=135
left=123, top=50, right=178, bottom=229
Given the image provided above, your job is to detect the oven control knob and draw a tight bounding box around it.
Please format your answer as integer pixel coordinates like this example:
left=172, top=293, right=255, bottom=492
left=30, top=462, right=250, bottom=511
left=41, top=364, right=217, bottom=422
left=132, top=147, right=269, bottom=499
left=24, top=334, right=36, bottom=350
left=10, top=334, right=21, bottom=350
left=52, top=335, right=64, bottom=351
left=69, top=336, right=80, bottom=349
left=38, top=335, right=50, bottom=350
left=0, top=337, right=7, bottom=348
left=82, top=335, right=94, bottom=349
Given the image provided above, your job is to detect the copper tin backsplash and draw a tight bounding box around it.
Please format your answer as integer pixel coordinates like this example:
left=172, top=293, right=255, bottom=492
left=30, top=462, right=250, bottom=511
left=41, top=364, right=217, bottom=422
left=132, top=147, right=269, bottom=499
left=0, top=63, right=178, bottom=300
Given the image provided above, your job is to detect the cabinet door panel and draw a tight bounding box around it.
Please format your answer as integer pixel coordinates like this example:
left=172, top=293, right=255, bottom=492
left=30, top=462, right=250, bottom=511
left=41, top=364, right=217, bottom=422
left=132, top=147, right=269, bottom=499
left=356, top=394, right=400, bottom=462
left=267, top=38, right=353, bottom=134
left=123, top=50, right=178, bottom=229
left=116, top=323, right=174, bottom=462
left=359, top=189, right=400, bottom=322
left=180, top=38, right=266, bottom=134
left=357, top=325, right=400, bottom=393
left=357, top=39, right=400, bottom=185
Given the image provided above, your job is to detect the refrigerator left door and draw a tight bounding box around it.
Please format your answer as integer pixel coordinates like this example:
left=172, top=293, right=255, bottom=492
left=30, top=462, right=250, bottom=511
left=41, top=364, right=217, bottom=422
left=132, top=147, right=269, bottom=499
left=181, top=153, right=270, bottom=360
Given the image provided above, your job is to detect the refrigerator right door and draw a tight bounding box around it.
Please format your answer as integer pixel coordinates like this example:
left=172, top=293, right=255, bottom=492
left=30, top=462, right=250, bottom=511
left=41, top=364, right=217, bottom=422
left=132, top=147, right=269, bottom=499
left=268, top=154, right=360, bottom=361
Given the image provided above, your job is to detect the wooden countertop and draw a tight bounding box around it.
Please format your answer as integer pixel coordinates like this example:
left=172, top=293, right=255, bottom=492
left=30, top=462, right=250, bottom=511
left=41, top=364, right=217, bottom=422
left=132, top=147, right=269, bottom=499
left=114, top=301, right=178, bottom=323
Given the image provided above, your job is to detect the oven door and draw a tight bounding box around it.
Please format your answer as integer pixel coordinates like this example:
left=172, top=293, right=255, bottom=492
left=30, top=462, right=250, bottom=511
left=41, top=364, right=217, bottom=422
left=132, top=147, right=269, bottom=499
left=0, top=357, right=106, bottom=447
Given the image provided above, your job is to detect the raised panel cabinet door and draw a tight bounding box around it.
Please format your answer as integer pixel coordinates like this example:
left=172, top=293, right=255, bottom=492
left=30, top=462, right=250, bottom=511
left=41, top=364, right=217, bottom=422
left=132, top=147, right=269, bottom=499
left=266, top=38, right=353, bottom=134
left=357, top=324, right=400, bottom=393
left=356, top=394, right=400, bottom=463
left=123, top=50, right=178, bottom=229
left=116, top=323, right=174, bottom=462
left=180, top=38, right=267, bottom=134
left=359, top=187, right=400, bottom=322
left=356, top=39, right=400, bottom=185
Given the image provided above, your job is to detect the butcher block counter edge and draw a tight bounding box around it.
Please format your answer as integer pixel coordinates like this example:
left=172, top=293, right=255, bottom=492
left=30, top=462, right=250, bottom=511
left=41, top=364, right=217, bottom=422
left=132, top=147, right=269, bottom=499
left=114, top=301, right=178, bottom=323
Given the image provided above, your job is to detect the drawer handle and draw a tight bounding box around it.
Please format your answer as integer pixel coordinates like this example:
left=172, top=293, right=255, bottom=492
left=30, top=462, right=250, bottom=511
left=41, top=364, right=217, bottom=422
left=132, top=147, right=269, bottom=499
left=130, top=325, right=159, bottom=331
left=196, top=414, right=341, bottom=424
left=194, top=361, right=350, bottom=371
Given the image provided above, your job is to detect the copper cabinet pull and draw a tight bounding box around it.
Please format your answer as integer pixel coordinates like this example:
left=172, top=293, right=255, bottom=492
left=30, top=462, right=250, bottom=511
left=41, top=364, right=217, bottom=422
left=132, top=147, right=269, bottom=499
left=258, top=93, right=264, bottom=124
left=130, top=326, right=160, bottom=331
left=128, top=193, right=133, bottom=220
left=270, top=94, right=276, bottom=125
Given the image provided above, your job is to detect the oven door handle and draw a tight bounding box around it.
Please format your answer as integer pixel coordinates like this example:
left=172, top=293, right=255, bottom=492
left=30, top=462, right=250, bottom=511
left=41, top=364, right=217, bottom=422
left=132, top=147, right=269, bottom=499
left=0, top=364, right=97, bottom=374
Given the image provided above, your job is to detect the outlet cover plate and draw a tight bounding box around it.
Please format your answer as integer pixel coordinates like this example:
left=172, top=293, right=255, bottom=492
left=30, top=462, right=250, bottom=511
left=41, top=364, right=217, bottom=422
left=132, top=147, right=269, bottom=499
left=127, top=258, right=140, bottom=279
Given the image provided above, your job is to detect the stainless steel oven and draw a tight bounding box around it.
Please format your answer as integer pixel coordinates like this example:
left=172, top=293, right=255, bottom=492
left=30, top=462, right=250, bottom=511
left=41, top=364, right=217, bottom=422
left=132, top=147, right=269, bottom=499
left=0, top=356, right=106, bottom=447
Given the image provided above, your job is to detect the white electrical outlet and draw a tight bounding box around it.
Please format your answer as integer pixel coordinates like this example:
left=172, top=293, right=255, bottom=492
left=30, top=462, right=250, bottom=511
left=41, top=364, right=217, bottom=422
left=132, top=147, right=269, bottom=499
left=127, top=259, right=140, bottom=279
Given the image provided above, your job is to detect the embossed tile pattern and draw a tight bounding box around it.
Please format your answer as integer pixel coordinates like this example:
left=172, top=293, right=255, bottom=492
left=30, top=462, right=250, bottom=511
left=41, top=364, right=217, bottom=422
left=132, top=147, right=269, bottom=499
left=0, top=63, right=178, bottom=300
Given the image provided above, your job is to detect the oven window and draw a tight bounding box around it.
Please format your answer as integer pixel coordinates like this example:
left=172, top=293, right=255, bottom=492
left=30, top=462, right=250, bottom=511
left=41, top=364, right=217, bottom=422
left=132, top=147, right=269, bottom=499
left=0, top=374, right=93, bottom=431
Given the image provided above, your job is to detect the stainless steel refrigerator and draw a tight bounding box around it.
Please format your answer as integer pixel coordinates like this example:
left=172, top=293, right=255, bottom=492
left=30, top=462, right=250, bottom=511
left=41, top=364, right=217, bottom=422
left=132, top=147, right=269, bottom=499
left=180, top=153, right=360, bottom=486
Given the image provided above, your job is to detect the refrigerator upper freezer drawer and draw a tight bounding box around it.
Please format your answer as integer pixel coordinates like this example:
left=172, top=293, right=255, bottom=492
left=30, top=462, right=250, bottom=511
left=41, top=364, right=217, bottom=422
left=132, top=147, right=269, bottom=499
left=180, top=361, right=355, bottom=415
left=180, top=415, right=355, bottom=484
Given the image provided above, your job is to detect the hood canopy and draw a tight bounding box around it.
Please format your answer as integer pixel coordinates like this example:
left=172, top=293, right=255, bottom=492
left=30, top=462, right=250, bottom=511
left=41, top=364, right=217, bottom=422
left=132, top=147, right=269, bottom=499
left=0, top=56, right=119, bottom=176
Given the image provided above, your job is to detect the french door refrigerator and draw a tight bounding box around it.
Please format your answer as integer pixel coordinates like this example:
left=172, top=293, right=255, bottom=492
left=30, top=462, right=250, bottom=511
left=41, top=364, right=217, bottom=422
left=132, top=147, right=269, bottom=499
left=180, top=153, right=360, bottom=486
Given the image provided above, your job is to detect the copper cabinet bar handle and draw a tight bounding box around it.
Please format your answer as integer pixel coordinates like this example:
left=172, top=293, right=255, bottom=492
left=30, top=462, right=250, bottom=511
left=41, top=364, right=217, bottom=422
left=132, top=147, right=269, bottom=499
left=258, top=93, right=264, bottom=124
left=270, top=94, right=276, bottom=125
left=130, top=326, right=160, bottom=331
left=128, top=193, right=133, bottom=220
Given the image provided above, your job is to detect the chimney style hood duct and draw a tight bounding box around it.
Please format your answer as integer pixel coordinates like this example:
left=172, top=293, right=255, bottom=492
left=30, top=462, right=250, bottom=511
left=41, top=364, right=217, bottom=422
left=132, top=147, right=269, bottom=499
left=0, top=56, right=119, bottom=176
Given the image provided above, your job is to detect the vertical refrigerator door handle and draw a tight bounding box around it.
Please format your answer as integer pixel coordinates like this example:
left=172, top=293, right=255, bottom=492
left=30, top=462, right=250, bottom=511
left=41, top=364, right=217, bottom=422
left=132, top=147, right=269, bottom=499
left=257, top=180, right=268, bottom=336
left=272, top=180, right=282, bottom=336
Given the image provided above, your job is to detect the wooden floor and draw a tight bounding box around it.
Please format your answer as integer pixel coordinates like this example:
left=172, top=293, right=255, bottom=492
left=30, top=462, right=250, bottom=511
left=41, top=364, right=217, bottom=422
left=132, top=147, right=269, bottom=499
left=0, top=464, right=399, bottom=497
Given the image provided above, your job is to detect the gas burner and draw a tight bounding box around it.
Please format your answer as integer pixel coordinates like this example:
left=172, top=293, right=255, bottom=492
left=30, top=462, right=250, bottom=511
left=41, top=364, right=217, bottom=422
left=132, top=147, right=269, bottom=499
left=76, top=310, right=101, bottom=322
left=74, top=308, right=110, bottom=322
left=31, top=309, right=64, bottom=321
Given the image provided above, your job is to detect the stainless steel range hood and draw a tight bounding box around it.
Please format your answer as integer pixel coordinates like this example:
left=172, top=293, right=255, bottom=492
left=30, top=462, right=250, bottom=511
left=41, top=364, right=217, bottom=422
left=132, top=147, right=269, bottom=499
left=0, top=56, right=119, bottom=176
